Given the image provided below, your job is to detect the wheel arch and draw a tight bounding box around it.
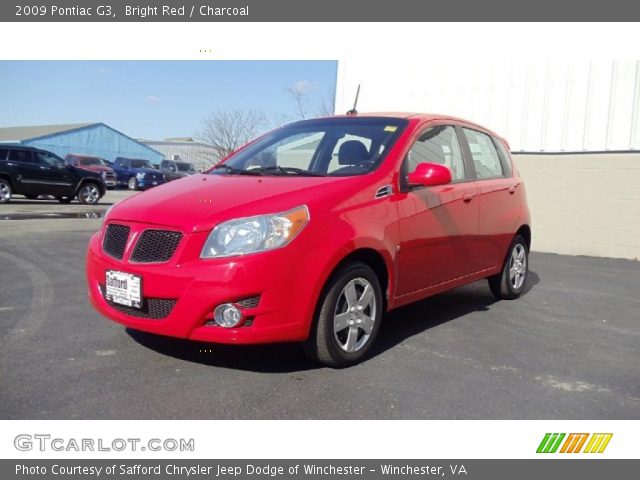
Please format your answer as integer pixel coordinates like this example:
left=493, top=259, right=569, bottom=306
left=0, top=173, right=16, bottom=191
left=320, top=247, right=392, bottom=313
left=516, top=224, right=532, bottom=251
left=75, top=177, right=105, bottom=197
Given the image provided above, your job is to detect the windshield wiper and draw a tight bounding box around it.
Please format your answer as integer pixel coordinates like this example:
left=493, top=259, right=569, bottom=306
left=255, top=166, right=325, bottom=177
left=211, top=164, right=261, bottom=176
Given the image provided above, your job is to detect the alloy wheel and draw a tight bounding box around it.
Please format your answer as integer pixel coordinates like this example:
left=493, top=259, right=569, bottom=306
left=81, top=184, right=100, bottom=204
left=333, top=277, right=377, bottom=353
left=509, top=243, right=527, bottom=290
left=0, top=181, right=11, bottom=202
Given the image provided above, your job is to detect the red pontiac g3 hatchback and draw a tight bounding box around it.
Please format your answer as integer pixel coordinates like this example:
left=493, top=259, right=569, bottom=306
left=87, top=113, right=531, bottom=367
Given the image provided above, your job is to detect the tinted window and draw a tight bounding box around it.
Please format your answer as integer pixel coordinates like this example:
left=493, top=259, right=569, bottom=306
left=492, top=137, right=513, bottom=177
left=405, top=126, right=465, bottom=181
left=463, top=128, right=504, bottom=179
left=8, top=149, right=34, bottom=163
left=37, top=151, right=64, bottom=167
left=0, top=149, right=8, bottom=161
left=131, top=159, right=154, bottom=169
left=177, top=163, right=194, bottom=172
left=79, top=157, right=102, bottom=167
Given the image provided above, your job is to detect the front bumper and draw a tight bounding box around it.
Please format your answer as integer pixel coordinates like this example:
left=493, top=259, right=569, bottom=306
left=86, top=225, right=313, bottom=344
left=137, top=178, right=165, bottom=190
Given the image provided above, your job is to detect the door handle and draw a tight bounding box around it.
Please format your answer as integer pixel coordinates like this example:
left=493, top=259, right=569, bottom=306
left=462, top=193, right=476, bottom=203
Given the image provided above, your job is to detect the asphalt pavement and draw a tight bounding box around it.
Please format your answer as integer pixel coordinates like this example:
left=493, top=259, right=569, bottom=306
left=0, top=192, right=639, bottom=419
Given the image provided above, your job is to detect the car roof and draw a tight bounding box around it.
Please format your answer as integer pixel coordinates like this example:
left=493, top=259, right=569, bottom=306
left=313, top=112, right=503, bottom=138
left=1, top=144, right=39, bottom=150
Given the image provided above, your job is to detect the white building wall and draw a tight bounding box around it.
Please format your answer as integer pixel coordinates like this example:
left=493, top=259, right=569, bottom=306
left=336, top=60, right=640, bottom=152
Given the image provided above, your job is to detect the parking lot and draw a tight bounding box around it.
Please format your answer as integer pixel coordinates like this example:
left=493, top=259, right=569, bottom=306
left=0, top=190, right=639, bottom=419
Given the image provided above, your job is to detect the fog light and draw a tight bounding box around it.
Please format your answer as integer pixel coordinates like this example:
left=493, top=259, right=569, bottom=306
left=213, top=303, right=243, bottom=328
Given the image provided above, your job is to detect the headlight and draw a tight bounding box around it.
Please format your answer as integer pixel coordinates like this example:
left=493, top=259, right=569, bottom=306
left=200, top=205, right=309, bottom=258
left=136, top=172, right=145, bottom=180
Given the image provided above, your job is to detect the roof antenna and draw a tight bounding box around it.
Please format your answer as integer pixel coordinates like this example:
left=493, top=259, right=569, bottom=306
left=346, top=84, right=360, bottom=116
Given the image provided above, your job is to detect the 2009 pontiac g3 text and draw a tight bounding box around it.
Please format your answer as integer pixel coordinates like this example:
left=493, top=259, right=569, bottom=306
left=14, top=434, right=195, bottom=452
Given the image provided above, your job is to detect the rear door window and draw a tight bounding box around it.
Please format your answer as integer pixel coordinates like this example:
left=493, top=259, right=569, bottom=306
left=492, top=137, right=513, bottom=177
left=8, top=149, right=35, bottom=163
left=0, top=149, right=8, bottom=161
left=462, top=128, right=504, bottom=179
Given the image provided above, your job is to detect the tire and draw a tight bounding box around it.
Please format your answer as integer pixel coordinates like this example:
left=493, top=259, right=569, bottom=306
left=303, top=262, right=383, bottom=368
left=77, top=182, right=101, bottom=205
left=56, top=196, right=73, bottom=204
left=0, top=179, right=12, bottom=203
left=488, top=234, right=529, bottom=300
left=128, top=177, right=138, bottom=191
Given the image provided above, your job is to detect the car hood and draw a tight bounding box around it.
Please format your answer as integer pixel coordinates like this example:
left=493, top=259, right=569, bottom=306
left=109, top=173, right=359, bottom=232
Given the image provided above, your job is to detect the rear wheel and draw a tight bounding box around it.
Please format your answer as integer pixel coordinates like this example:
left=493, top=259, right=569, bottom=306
left=0, top=179, right=12, bottom=203
left=77, top=183, right=101, bottom=205
left=128, top=177, right=138, bottom=191
left=488, top=234, right=529, bottom=300
left=303, top=262, right=383, bottom=368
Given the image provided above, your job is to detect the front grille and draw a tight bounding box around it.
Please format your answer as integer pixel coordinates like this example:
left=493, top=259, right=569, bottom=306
left=236, top=296, right=261, bottom=309
left=130, top=229, right=182, bottom=263
left=99, top=285, right=176, bottom=320
left=103, top=224, right=130, bottom=260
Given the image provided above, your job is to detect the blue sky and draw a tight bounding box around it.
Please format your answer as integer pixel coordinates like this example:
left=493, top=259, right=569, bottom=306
left=0, top=60, right=337, bottom=140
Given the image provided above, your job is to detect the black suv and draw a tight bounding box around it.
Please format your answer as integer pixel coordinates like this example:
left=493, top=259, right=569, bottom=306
left=0, top=145, right=105, bottom=204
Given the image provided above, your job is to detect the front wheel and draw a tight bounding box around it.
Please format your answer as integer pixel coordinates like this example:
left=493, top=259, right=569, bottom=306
left=128, top=177, right=138, bottom=191
left=303, top=262, right=383, bottom=368
left=77, top=183, right=101, bottom=205
left=488, top=234, right=529, bottom=300
left=0, top=179, right=12, bottom=203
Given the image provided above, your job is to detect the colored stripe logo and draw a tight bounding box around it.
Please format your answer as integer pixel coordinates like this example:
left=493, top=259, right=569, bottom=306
left=537, top=433, right=612, bottom=453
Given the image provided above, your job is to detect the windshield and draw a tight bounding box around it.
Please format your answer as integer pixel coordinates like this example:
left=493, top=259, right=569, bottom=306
left=131, top=159, right=154, bottom=169
left=177, top=162, right=195, bottom=172
left=79, top=157, right=106, bottom=167
left=210, top=117, right=407, bottom=177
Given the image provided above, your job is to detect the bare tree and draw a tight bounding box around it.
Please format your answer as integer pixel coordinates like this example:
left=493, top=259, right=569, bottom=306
left=317, top=89, right=337, bottom=117
left=197, top=109, right=267, bottom=160
left=287, top=81, right=313, bottom=120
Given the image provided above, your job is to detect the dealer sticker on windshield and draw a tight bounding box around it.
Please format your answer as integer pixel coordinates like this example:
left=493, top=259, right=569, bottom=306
left=105, top=270, right=142, bottom=309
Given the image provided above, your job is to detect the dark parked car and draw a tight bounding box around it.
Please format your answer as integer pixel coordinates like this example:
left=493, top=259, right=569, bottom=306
left=0, top=145, right=105, bottom=204
left=160, top=159, right=197, bottom=181
left=112, top=157, right=166, bottom=191
left=65, top=154, right=117, bottom=189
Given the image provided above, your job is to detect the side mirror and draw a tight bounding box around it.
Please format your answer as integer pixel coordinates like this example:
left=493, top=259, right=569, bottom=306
left=407, top=162, right=452, bottom=188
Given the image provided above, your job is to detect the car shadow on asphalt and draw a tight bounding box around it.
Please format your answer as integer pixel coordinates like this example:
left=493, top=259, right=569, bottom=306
left=126, top=271, right=540, bottom=373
